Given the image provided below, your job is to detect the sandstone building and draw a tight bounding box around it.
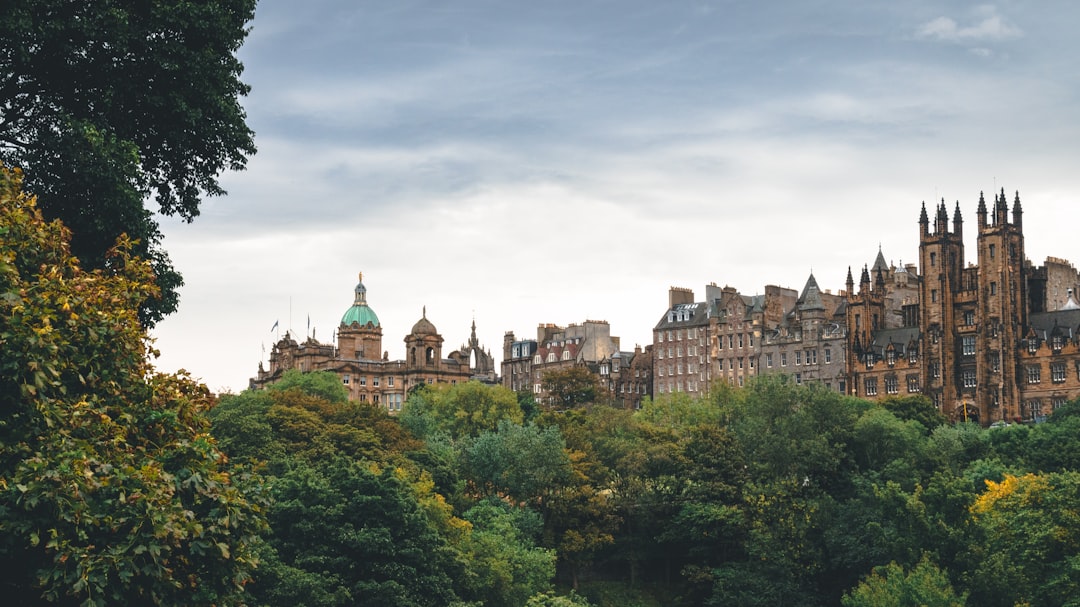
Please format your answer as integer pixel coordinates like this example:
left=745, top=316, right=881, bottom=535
left=252, top=274, right=495, bottom=412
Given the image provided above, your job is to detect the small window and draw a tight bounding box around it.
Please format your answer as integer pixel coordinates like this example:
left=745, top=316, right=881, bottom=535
left=1052, top=362, right=1066, bottom=383
left=907, top=375, right=920, bottom=393
left=990, top=282, right=997, bottom=295
left=1027, top=365, right=1041, bottom=384
left=885, top=376, right=899, bottom=394
left=780, top=353, right=788, bottom=367
left=962, top=370, right=976, bottom=388
left=864, top=378, right=878, bottom=396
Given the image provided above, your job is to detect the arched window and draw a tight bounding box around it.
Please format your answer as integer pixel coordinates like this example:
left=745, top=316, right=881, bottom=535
left=426, top=347, right=435, bottom=365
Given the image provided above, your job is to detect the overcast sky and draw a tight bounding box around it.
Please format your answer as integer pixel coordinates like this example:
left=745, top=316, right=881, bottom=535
left=151, top=0, right=1080, bottom=393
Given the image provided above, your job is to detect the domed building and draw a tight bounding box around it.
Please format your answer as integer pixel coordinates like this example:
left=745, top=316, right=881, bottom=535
left=252, top=273, right=495, bottom=412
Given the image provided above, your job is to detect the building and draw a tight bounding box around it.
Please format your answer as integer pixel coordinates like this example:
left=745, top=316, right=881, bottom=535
left=759, top=273, right=849, bottom=392
left=653, top=286, right=714, bottom=396
left=252, top=273, right=493, bottom=413
left=501, top=320, right=622, bottom=404
left=849, top=191, right=1080, bottom=423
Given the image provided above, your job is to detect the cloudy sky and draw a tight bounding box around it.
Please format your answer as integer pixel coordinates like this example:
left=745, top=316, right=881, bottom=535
left=151, top=0, right=1080, bottom=393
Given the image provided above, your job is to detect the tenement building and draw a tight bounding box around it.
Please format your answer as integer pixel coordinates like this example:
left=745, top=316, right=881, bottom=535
left=849, top=191, right=1080, bottom=423
left=252, top=274, right=494, bottom=413
left=759, top=273, right=849, bottom=392
left=501, top=320, right=622, bottom=405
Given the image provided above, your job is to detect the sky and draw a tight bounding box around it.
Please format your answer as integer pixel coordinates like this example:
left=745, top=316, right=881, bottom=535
left=151, top=0, right=1080, bottom=393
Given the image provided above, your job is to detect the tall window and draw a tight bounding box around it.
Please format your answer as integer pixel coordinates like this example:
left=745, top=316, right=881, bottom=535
left=962, top=336, right=976, bottom=356
left=780, top=353, right=787, bottom=367
left=885, top=376, right=899, bottom=394
left=962, top=370, right=976, bottom=388
left=1052, top=362, right=1066, bottom=383
left=824, top=348, right=832, bottom=364
left=907, top=375, right=920, bottom=393
left=864, top=378, right=878, bottom=396
left=795, top=351, right=802, bottom=365
left=766, top=353, right=774, bottom=368
left=1027, top=365, right=1042, bottom=384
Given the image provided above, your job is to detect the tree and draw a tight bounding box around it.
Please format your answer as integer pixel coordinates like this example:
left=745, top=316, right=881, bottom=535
left=463, top=421, right=573, bottom=504
left=542, top=367, right=600, bottom=409
left=842, top=556, right=966, bottom=607
left=0, top=165, right=267, bottom=605
left=401, top=381, right=523, bottom=440
left=0, top=1, right=258, bottom=325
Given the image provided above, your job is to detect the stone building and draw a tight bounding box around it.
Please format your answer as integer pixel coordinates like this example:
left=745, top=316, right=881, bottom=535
left=252, top=274, right=493, bottom=413
left=653, top=286, right=714, bottom=396
left=501, top=320, right=622, bottom=404
left=759, top=273, right=849, bottom=393
left=601, top=345, right=652, bottom=409
left=848, top=191, right=1080, bottom=423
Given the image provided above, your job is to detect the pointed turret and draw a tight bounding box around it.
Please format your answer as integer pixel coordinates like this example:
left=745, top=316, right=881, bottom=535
left=872, top=246, right=889, bottom=276
left=977, top=191, right=987, bottom=229
left=846, top=266, right=855, bottom=295
left=996, top=187, right=1008, bottom=225
left=874, top=266, right=886, bottom=294
left=919, top=200, right=930, bottom=236
left=859, top=264, right=871, bottom=294
left=798, top=272, right=826, bottom=311
left=935, top=199, right=948, bottom=234
left=1012, top=190, right=1023, bottom=228
left=952, top=200, right=963, bottom=236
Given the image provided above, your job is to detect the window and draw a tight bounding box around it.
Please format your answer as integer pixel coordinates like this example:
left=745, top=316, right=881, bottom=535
left=930, top=252, right=936, bottom=266
left=677, top=329, right=684, bottom=341
left=738, top=334, right=744, bottom=348
left=962, top=370, right=976, bottom=388
left=1052, top=335, right=1065, bottom=351
left=534, top=354, right=542, bottom=364
left=931, top=289, right=938, bottom=303
left=1027, top=365, right=1042, bottom=384
left=908, top=348, right=917, bottom=364
left=749, top=334, right=755, bottom=347
left=738, top=358, right=744, bottom=369
left=677, top=363, right=683, bottom=375
left=342, top=374, right=350, bottom=385
left=964, top=311, right=975, bottom=326
left=989, top=243, right=995, bottom=258
left=667, top=347, right=673, bottom=358
left=990, top=353, right=1000, bottom=373
left=886, top=350, right=896, bottom=366
left=780, top=353, right=788, bottom=367
left=795, top=351, right=802, bottom=365
left=676, top=346, right=683, bottom=357
left=795, top=373, right=803, bottom=385
left=930, top=362, right=941, bottom=379
left=359, top=376, right=367, bottom=386
left=1025, top=399, right=1043, bottom=421
left=427, top=377, right=433, bottom=384
left=547, top=352, right=557, bottom=363
left=534, top=383, right=542, bottom=393
left=388, top=377, right=394, bottom=387
left=824, top=348, right=832, bottom=364
left=962, top=336, right=976, bottom=356
left=658, top=332, right=664, bottom=343
left=885, top=376, right=899, bottom=394
left=600, top=364, right=609, bottom=376
left=659, top=366, right=665, bottom=377
left=1028, top=339, right=1039, bottom=354
left=562, top=350, right=572, bottom=361
left=990, top=282, right=997, bottom=295
left=1052, top=362, right=1066, bottom=383
left=907, top=375, right=920, bottom=393
left=865, top=353, right=875, bottom=369
left=373, top=376, right=380, bottom=387
left=864, top=378, right=878, bottom=396
left=658, top=349, right=664, bottom=360
left=1053, top=397, right=1067, bottom=410
left=808, top=350, right=817, bottom=364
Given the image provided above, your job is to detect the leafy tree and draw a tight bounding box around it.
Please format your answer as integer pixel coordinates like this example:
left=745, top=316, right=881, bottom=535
left=268, top=369, right=349, bottom=404
left=880, top=395, right=948, bottom=434
left=842, top=555, right=966, bottom=607
left=463, top=421, right=573, bottom=505
left=0, top=165, right=267, bottom=605
left=401, top=381, right=523, bottom=440
left=542, top=367, right=601, bottom=409
left=0, top=1, right=258, bottom=325
left=462, top=499, right=556, bottom=607
left=968, top=472, right=1080, bottom=607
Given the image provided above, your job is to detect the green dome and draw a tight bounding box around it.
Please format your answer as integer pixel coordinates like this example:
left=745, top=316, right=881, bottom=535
left=341, top=273, right=380, bottom=327
left=341, top=304, right=379, bottom=327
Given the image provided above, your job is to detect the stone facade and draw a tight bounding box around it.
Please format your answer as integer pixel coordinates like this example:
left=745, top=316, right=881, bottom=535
left=759, top=274, right=849, bottom=393
left=501, top=320, right=622, bottom=405
left=252, top=274, right=492, bottom=413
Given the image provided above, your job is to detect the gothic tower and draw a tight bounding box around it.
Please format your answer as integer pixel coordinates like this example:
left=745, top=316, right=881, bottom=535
left=919, top=200, right=967, bottom=417
left=975, top=189, right=1027, bottom=422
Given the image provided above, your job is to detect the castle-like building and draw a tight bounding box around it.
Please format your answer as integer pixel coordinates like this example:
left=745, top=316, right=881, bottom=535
left=653, top=190, right=1080, bottom=424
left=252, top=274, right=496, bottom=412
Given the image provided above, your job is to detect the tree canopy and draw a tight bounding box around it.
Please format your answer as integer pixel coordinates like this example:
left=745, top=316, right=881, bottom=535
left=0, top=164, right=266, bottom=606
left=0, top=0, right=258, bottom=325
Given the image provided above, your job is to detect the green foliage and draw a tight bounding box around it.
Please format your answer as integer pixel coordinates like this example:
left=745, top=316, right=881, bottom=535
left=526, top=590, right=595, bottom=607
left=542, top=367, right=601, bottom=409
left=267, top=369, right=350, bottom=404
left=842, top=555, right=966, bottom=607
left=0, top=165, right=267, bottom=605
left=463, top=499, right=556, bottom=607
left=0, top=0, right=258, bottom=325
left=881, top=395, right=949, bottom=434
left=401, top=381, right=523, bottom=440
left=464, top=421, right=572, bottom=504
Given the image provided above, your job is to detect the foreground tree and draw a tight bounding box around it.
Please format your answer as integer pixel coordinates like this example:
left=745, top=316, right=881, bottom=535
left=0, top=0, right=258, bottom=325
left=0, top=165, right=266, bottom=605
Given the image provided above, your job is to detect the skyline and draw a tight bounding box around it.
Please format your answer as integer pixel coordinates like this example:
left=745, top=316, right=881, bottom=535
left=149, top=1, right=1080, bottom=393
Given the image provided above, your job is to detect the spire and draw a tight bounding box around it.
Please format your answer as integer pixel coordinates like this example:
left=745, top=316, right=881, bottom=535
left=846, top=266, right=855, bottom=295
left=1012, top=190, right=1023, bottom=227
left=935, top=199, right=948, bottom=234
left=859, top=264, right=871, bottom=293
left=996, top=187, right=1008, bottom=225
left=874, top=266, right=886, bottom=294
left=977, top=191, right=988, bottom=228
left=798, top=272, right=825, bottom=311
left=952, top=200, right=963, bottom=236
left=872, top=246, right=889, bottom=275
left=919, top=200, right=929, bottom=229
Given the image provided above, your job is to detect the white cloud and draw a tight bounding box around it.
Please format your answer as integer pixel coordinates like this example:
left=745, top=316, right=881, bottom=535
left=916, top=7, right=1021, bottom=43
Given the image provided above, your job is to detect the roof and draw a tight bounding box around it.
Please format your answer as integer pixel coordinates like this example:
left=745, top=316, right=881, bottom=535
left=1029, top=308, right=1080, bottom=340
left=869, top=327, right=921, bottom=354
left=341, top=276, right=380, bottom=327
left=655, top=301, right=710, bottom=330
left=411, top=308, right=438, bottom=335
